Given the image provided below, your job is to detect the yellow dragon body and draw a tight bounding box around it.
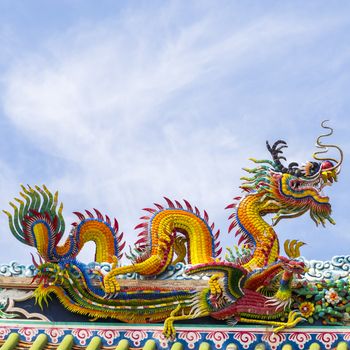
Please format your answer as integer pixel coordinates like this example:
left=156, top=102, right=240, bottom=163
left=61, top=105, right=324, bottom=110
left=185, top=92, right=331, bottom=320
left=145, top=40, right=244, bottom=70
left=4, top=121, right=343, bottom=336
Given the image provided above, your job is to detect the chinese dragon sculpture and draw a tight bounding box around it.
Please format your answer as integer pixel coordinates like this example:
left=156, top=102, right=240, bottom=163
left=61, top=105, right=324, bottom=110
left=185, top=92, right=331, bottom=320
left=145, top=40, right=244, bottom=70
left=4, top=121, right=345, bottom=337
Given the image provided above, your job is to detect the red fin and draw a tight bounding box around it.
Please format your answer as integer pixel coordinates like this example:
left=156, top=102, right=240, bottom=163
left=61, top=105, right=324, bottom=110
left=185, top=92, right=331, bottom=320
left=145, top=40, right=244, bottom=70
left=183, top=199, right=193, bottom=212
left=118, top=241, right=126, bottom=253
left=73, top=211, right=85, bottom=221
left=228, top=213, right=236, bottom=220
left=215, top=247, right=222, bottom=257
left=195, top=207, right=200, bottom=216
left=117, top=232, right=124, bottom=242
left=235, top=229, right=242, bottom=237
left=154, top=203, right=164, bottom=210
left=228, top=220, right=238, bottom=233
left=214, top=230, right=220, bottom=240
left=85, top=210, right=94, bottom=218
left=238, top=235, right=248, bottom=245
left=175, top=200, right=183, bottom=209
left=93, top=209, right=103, bottom=220
left=31, top=253, right=39, bottom=267
left=164, top=197, right=175, bottom=209
left=113, top=219, right=119, bottom=232
left=134, top=222, right=148, bottom=230
left=143, top=208, right=157, bottom=214
left=135, top=237, right=146, bottom=245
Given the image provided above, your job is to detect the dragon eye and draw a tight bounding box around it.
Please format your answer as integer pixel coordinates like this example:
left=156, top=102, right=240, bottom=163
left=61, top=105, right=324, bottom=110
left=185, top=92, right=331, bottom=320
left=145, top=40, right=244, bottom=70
left=290, top=180, right=301, bottom=189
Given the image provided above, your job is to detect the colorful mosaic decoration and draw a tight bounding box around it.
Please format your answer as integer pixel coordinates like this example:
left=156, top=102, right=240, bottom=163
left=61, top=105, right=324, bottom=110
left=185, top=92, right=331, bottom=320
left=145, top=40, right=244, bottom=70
left=3, top=121, right=345, bottom=337
left=1, top=321, right=350, bottom=350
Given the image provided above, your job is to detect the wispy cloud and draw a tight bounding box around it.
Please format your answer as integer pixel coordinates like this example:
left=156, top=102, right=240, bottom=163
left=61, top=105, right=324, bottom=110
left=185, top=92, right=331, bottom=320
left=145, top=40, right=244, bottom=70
left=0, top=2, right=349, bottom=262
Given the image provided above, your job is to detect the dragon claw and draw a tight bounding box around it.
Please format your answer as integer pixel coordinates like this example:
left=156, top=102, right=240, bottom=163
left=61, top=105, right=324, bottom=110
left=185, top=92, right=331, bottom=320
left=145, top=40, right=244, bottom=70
left=101, top=272, right=121, bottom=295
left=170, top=304, right=181, bottom=317
left=163, top=319, right=176, bottom=339
left=273, top=311, right=303, bottom=333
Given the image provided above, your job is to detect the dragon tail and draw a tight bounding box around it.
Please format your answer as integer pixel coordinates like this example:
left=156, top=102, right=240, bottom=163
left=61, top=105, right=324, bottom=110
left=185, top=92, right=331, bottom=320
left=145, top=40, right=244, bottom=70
left=3, top=185, right=65, bottom=261
left=4, top=185, right=126, bottom=264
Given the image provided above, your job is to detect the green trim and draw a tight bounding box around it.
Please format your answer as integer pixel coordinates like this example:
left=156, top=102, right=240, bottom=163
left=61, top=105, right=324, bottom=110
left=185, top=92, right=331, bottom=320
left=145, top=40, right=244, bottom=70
left=170, top=343, right=183, bottom=350
left=57, top=335, right=74, bottom=350
left=0, top=333, right=19, bottom=350
left=29, top=334, right=48, bottom=350
left=254, top=345, right=265, bottom=350
left=1, top=330, right=350, bottom=350
left=281, top=345, right=293, bottom=350
left=198, top=342, right=211, bottom=350
left=115, top=339, right=129, bottom=350
left=143, top=340, right=156, bottom=350
left=225, top=344, right=237, bottom=350
left=336, top=343, right=349, bottom=350
left=86, top=337, right=101, bottom=350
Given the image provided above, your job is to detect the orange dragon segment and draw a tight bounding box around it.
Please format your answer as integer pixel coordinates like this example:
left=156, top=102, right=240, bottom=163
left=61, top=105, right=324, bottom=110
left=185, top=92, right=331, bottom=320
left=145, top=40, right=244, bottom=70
left=102, top=200, right=221, bottom=293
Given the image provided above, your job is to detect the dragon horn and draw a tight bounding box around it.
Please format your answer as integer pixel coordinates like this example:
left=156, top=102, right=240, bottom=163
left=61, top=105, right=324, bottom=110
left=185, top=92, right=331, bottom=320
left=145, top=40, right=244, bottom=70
left=38, top=253, right=44, bottom=265
left=266, top=140, right=288, bottom=173
left=284, top=239, right=293, bottom=258
left=313, top=120, right=343, bottom=173
left=294, top=241, right=306, bottom=258
left=267, top=140, right=303, bottom=176
left=31, top=253, right=39, bottom=268
left=284, top=239, right=305, bottom=258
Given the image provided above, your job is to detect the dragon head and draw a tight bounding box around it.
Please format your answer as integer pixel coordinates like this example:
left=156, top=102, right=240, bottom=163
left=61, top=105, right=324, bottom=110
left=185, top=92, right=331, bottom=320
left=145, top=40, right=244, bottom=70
left=32, top=256, right=70, bottom=283
left=241, top=121, right=343, bottom=227
left=278, top=256, right=307, bottom=277
left=31, top=253, right=76, bottom=307
left=31, top=260, right=63, bottom=308
left=32, top=258, right=96, bottom=311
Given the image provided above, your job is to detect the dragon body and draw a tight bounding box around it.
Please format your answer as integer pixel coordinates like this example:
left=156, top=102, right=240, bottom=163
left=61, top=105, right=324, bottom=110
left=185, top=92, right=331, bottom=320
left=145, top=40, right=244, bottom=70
left=101, top=205, right=222, bottom=293
left=4, top=186, right=125, bottom=264
left=33, top=260, right=197, bottom=324
left=4, top=122, right=344, bottom=335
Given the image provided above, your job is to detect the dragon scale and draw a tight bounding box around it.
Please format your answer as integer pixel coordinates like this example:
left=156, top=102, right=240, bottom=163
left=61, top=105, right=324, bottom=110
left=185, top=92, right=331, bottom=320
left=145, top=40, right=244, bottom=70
left=4, top=121, right=345, bottom=336
left=230, top=192, right=281, bottom=271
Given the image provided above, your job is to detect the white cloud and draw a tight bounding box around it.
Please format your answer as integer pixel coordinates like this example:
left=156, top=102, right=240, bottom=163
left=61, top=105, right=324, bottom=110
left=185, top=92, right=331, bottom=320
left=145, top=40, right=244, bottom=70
left=1, top=3, right=350, bottom=263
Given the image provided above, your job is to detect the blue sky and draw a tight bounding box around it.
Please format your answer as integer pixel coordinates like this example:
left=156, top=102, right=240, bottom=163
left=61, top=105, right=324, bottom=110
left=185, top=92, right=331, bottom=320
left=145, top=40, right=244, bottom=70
left=0, top=1, right=349, bottom=264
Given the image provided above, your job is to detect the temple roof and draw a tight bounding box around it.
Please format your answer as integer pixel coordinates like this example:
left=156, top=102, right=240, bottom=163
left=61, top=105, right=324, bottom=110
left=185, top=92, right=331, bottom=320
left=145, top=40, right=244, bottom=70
left=1, top=330, right=350, bottom=350
left=1, top=320, right=350, bottom=350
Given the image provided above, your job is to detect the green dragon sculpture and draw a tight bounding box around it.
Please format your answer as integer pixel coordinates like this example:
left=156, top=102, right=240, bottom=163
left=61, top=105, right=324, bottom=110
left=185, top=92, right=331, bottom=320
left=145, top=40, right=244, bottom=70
left=4, top=121, right=343, bottom=336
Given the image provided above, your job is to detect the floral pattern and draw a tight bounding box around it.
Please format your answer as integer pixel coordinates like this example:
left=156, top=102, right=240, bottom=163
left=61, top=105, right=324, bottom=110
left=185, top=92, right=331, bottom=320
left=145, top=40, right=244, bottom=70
left=0, top=323, right=349, bottom=350
left=293, top=276, right=350, bottom=325
left=299, top=302, right=315, bottom=318
left=325, top=288, right=341, bottom=305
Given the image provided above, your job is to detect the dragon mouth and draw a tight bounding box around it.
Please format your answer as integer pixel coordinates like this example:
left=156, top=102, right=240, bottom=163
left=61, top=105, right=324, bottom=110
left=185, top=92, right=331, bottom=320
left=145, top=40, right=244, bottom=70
left=289, top=173, right=336, bottom=201
left=32, top=273, right=51, bottom=287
